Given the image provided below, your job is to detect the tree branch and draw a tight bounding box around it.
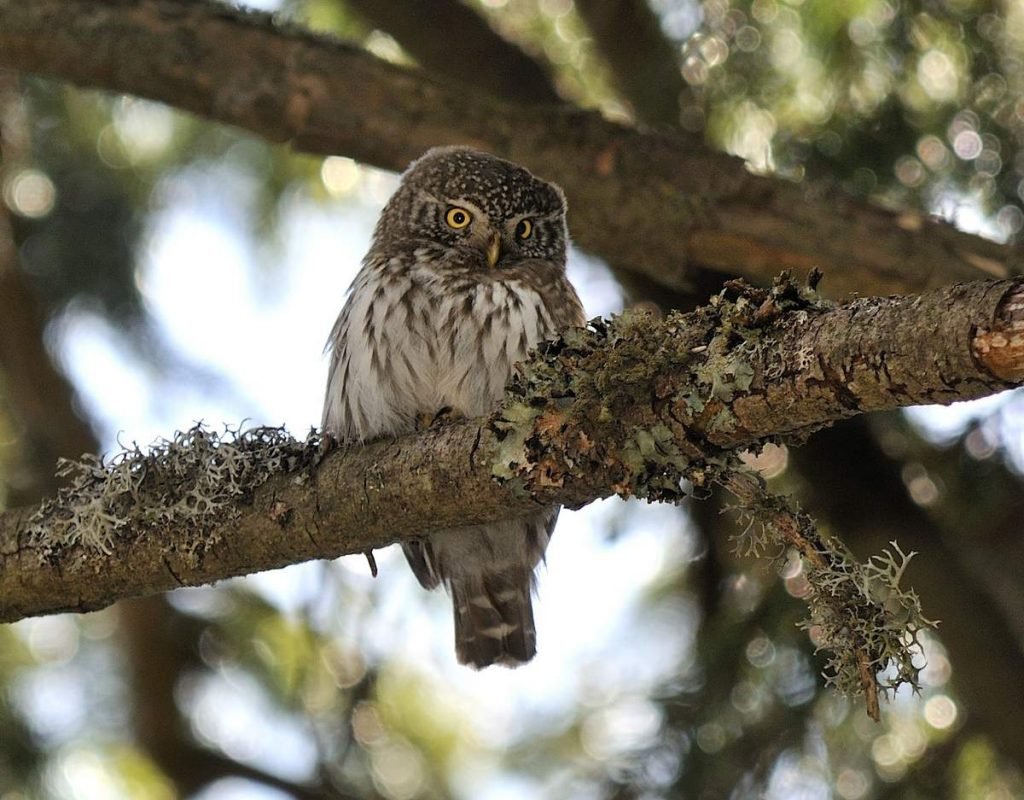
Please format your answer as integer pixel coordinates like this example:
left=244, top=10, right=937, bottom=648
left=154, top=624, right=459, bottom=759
left=1, top=277, right=1021, bottom=623
left=0, top=0, right=1017, bottom=300
left=793, top=418, right=1024, bottom=765
left=341, top=0, right=560, bottom=105
left=573, top=0, right=690, bottom=127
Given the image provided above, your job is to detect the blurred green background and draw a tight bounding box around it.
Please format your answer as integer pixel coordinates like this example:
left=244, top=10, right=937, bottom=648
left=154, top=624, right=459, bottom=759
left=2, top=0, right=1024, bottom=798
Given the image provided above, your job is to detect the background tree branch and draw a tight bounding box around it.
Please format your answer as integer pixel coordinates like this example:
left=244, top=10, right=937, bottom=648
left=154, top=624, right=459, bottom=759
left=341, top=0, right=561, bottom=105
left=573, top=0, right=690, bottom=127
left=0, top=79, right=98, bottom=506
left=1, top=277, right=1020, bottom=623
left=0, top=0, right=1018, bottom=304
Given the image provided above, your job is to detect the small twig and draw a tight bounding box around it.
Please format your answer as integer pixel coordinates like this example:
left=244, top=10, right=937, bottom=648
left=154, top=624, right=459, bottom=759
left=363, top=549, right=378, bottom=578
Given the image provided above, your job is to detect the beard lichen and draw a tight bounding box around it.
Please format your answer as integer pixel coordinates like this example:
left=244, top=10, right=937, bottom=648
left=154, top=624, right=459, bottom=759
left=24, top=424, right=322, bottom=564
left=725, top=470, right=935, bottom=720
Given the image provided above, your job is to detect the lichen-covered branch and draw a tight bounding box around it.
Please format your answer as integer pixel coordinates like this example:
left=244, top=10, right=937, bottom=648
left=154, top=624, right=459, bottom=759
left=1, top=275, right=1020, bottom=719
left=0, top=0, right=1019, bottom=300
left=1, top=276, right=1020, bottom=627
left=722, top=470, right=932, bottom=721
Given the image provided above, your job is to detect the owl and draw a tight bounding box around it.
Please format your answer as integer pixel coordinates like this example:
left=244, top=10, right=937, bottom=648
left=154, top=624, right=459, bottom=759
left=322, top=146, right=585, bottom=667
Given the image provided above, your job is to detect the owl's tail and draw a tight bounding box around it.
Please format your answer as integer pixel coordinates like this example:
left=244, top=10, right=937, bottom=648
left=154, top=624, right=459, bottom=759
left=451, top=569, right=536, bottom=668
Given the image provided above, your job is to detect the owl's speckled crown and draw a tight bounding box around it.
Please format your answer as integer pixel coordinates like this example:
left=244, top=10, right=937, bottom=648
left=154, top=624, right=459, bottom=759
left=401, top=146, right=565, bottom=217
left=371, top=146, right=568, bottom=262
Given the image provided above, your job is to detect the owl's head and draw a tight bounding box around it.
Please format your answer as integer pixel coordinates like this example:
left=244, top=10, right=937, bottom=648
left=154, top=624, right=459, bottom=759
left=373, top=147, right=568, bottom=270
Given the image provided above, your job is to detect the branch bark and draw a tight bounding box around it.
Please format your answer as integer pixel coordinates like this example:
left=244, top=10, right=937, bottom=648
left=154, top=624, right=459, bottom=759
left=341, top=0, right=560, bottom=105
left=0, top=0, right=1018, bottom=300
left=1, top=277, right=1021, bottom=623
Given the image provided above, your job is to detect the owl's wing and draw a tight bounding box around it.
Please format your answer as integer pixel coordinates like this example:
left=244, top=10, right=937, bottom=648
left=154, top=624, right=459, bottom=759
left=545, top=271, right=587, bottom=332
left=321, top=302, right=352, bottom=433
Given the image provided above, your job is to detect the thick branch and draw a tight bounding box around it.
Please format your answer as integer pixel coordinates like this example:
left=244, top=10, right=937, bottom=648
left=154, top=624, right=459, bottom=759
left=342, top=0, right=560, bottom=105
left=573, top=0, right=689, bottom=127
left=1, top=278, right=1021, bottom=623
left=0, top=0, right=1018, bottom=299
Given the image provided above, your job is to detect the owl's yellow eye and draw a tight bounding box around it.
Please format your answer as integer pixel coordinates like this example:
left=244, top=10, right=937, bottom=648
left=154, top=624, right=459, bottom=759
left=445, top=207, right=472, bottom=229
left=515, top=219, right=533, bottom=239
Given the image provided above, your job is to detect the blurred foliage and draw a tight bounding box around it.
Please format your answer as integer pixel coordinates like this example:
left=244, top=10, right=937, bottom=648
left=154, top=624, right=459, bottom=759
left=3, top=0, right=1024, bottom=799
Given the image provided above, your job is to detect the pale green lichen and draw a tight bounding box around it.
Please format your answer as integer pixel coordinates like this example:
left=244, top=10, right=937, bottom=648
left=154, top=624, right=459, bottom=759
left=25, top=424, right=321, bottom=561
left=490, top=400, right=545, bottom=483
left=729, top=476, right=934, bottom=706
left=619, top=423, right=694, bottom=498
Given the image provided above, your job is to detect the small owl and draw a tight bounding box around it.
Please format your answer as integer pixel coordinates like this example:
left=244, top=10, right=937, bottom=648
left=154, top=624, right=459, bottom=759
left=322, top=146, right=585, bottom=667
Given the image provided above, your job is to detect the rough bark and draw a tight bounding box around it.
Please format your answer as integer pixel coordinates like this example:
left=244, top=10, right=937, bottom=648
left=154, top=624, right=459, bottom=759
left=1, top=277, right=1020, bottom=623
left=0, top=0, right=1018, bottom=301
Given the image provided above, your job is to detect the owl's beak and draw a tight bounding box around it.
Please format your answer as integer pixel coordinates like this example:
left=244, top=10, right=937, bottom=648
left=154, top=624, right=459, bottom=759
left=486, top=232, right=501, bottom=268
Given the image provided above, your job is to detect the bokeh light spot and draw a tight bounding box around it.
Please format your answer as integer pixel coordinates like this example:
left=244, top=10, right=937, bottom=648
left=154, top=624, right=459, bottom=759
left=918, top=50, right=958, bottom=102
left=695, top=722, right=726, bottom=753
left=321, top=156, right=361, bottom=196
left=771, top=28, right=803, bottom=69
left=924, top=695, right=958, bottom=729
left=836, top=767, right=870, bottom=799
left=3, top=168, right=56, bottom=218
left=917, top=135, right=951, bottom=171
left=848, top=17, right=877, bottom=47
left=953, top=131, right=983, bottom=161
left=745, top=636, right=776, bottom=668
left=895, top=156, right=925, bottom=188
left=735, top=25, right=762, bottom=52
left=751, top=0, right=778, bottom=24
left=996, top=204, right=1024, bottom=236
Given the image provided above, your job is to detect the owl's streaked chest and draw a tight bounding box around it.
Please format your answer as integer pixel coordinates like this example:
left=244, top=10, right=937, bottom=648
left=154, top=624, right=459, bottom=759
left=378, top=262, right=556, bottom=415
left=324, top=256, right=563, bottom=441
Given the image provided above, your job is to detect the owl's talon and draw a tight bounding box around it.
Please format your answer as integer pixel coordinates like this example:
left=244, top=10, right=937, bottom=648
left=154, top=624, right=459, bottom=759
left=430, top=406, right=464, bottom=427
left=415, top=406, right=465, bottom=430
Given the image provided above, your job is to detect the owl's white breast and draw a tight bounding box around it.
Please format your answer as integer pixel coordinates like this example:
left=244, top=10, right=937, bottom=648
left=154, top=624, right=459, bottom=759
left=323, top=259, right=558, bottom=442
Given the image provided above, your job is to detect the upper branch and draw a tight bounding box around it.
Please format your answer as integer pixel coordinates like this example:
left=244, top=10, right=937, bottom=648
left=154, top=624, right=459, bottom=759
left=341, top=0, right=561, bottom=105
left=573, top=0, right=690, bottom=127
left=0, top=0, right=1018, bottom=299
left=1, top=277, right=1021, bottom=624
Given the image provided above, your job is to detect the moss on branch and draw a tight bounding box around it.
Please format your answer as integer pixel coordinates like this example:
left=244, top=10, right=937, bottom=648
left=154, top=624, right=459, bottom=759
left=25, top=425, right=322, bottom=562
